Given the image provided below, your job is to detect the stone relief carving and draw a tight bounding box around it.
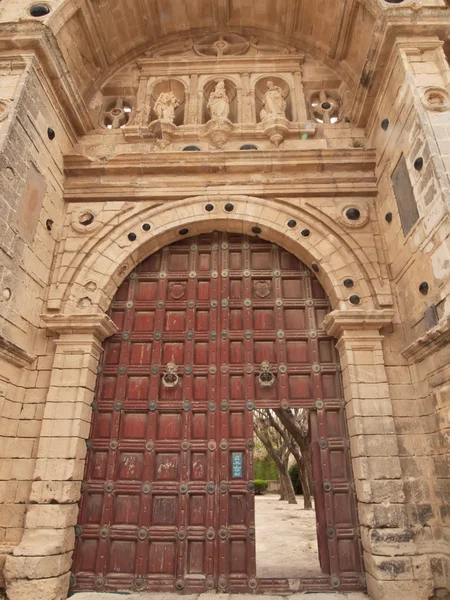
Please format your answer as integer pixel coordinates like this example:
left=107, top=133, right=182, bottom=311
left=311, top=90, right=340, bottom=123
left=101, top=45, right=318, bottom=148
left=207, top=80, right=230, bottom=120
left=154, top=91, right=180, bottom=123
left=103, top=97, right=132, bottom=129
left=148, top=33, right=296, bottom=59
left=260, top=81, right=287, bottom=120
left=421, top=87, right=450, bottom=112
left=194, top=33, right=250, bottom=57
left=256, top=78, right=291, bottom=146
left=0, top=100, right=10, bottom=122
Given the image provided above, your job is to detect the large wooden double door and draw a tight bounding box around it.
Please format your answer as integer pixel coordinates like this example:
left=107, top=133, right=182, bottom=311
left=72, top=232, right=363, bottom=594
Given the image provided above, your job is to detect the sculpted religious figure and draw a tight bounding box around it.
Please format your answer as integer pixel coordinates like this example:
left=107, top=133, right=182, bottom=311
left=207, top=80, right=230, bottom=120
left=154, top=91, right=180, bottom=123
left=260, top=80, right=286, bottom=120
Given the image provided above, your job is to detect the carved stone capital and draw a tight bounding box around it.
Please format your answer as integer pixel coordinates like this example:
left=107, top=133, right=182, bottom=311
left=41, top=313, right=118, bottom=342
left=323, top=309, right=395, bottom=338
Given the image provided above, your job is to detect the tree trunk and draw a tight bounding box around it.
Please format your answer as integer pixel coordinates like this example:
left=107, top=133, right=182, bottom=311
left=278, top=472, right=287, bottom=501
left=288, top=440, right=313, bottom=509
left=274, top=408, right=314, bottom=509
left=299, top=446, right=313, bottom=509
left=280, top=461, right=297, bottom=504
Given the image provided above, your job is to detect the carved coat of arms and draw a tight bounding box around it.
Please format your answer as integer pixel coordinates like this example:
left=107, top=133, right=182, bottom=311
left=169, top=282, right=186, bottom=300
left=254, top=280, right=271, bottom=298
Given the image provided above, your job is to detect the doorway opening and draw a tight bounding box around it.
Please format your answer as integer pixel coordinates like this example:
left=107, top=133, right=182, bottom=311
left=253, top=408, right=322, bottom=581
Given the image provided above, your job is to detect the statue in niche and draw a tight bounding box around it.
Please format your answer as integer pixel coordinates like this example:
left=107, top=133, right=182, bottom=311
left=207, top=80, right=230, bottom=120
left=260, top=81, right=287, bottom=120
left=154, top=91, right=180, bottom=123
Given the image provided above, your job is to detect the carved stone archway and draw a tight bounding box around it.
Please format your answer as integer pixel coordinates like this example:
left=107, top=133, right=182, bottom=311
left=3, top=199, right=403, bottom=600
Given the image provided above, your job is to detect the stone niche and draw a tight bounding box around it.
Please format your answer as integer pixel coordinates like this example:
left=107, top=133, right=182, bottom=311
left=254, top=75, right=293, bottom=123
left=89, top=32, right=349, bottom=148
left=202, top=78, right=239, bottom=124
left=150, top=78, right=187, bottom=126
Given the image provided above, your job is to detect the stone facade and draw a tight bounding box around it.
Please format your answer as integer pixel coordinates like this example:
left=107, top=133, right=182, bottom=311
left=0, top=0, right=449, bottom=599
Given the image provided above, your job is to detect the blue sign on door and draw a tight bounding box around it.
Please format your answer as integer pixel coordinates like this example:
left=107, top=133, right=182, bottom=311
left=231, top=452, right=243, bottom=479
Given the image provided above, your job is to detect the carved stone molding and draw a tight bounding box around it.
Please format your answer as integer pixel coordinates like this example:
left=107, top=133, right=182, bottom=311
left=323, top=309, right=395, bottom=338
left=0, top=334, right=35, bottom=368
left=149, top=120, right=178, bottom=149
left=260, top=115, right=290, bottom=147
left=402, top=315, right=450, bottom=363
left=203, top=117, right=234, bottom=148
left=41, top=313, right=118, bottom=341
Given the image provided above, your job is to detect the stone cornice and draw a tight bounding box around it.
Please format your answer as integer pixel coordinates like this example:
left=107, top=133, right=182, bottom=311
left=0, top=334, right=36, bottom=368
left=41, top=313, right=118, bottom=341
left=323, top=309, right=395, bottom=338
left=402, top=315, right=450, bottom=363
left=63, top=148, right=377, bottom=201
left=0, top=23, right=93, bottom=137
left=64, top=148, right=376, bottom=175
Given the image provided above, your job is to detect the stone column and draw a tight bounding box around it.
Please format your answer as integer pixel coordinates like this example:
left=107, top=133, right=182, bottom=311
left=293, top=69, right=309, bottom=122
left=324, top=310, right=433, bottom=600
left=4, top=313, right=118, bottom=600
left=185, top=73, right=198, bottom=125
left=241, top=72, right=252, bottom=123
left=134, top=75, right=150, bottom=127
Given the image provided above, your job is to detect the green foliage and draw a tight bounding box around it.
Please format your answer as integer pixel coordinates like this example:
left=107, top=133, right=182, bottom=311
left=289, top=463, right=303, bottom=495
left=254, top=456, right=278, bottom=480
left=254, top=479, right=268, bottom=495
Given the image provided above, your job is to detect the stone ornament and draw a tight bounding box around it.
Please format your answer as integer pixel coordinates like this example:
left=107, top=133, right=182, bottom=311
left=0, top=100, right=10, bottom=122
left=194, top=33, right=249, bottom=57
left=260, top=80, right=287, bottom=120
left=338, top=202, right=370, bottom=228
left=257, top=78, right=290, bottom=146
left=103, top=97, right=132, bottom=129
left=71, top=208, right=102, bottom=234
left=154, top=91, right=180, bottom=123
left=204, top=80, right=234, bottom=148
left=207, top=80, right=230, bottom=120
left=311, top=90, right=340, bottom=123
left=421, top=87, right=450, bottom=112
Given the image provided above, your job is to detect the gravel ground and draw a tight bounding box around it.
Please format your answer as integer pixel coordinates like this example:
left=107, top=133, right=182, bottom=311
left=256, top=495, right=321, bottom=578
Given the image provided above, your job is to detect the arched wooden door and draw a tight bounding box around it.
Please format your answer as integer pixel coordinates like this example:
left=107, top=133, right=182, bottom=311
left=72, top=232, right=363, bottom=594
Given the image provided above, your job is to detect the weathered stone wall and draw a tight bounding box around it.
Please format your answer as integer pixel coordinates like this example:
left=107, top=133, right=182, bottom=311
left=0, top=56, right=73, bottom=580
left=367, top=37, right=450, bottom=599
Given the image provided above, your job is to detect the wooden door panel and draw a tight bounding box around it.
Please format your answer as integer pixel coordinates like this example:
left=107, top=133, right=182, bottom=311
left=73, top=232, right=363, bottom=594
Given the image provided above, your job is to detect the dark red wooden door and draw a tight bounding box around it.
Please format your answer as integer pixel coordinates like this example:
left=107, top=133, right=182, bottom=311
left=72, top=232, right=363, bottom=594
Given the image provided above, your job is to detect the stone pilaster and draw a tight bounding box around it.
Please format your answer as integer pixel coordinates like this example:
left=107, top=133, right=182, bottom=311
left=4, top=313, right=117, bottom=600
left=324, top=309, right=433, bottom=600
